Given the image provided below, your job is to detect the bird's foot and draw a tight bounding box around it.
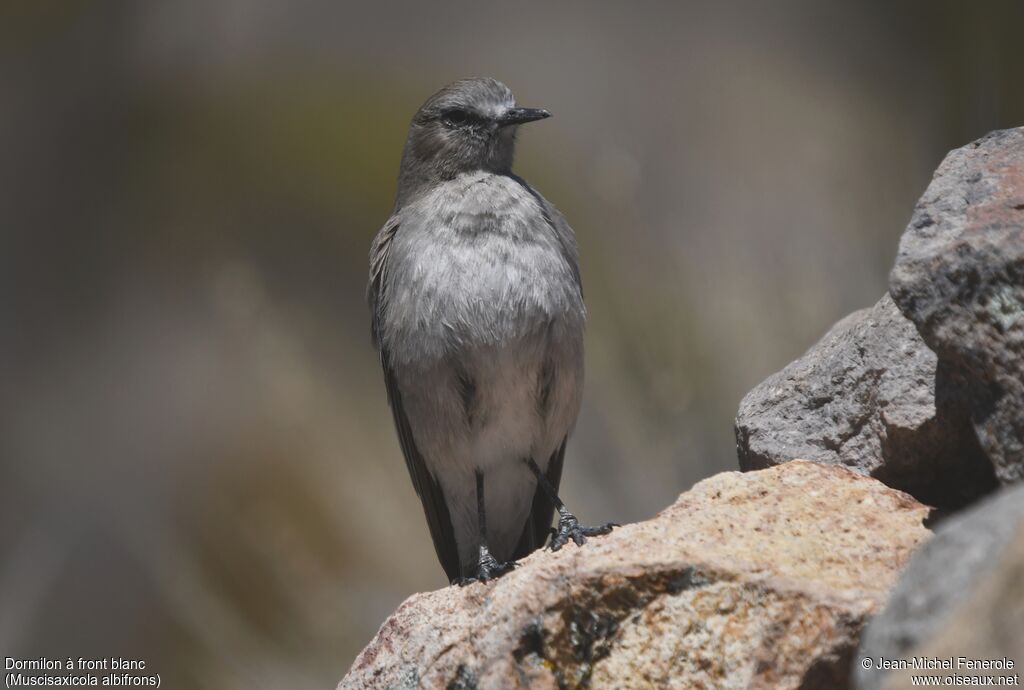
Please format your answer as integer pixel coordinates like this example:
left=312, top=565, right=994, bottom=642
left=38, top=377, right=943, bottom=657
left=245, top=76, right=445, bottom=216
left=549, top=510, right=618, bottom=552
left=453, top=546, right=516, bottom=586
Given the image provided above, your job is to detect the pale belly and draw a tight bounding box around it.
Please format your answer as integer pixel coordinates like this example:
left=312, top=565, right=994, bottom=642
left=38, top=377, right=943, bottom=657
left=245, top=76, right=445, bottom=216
left=394, top=325, right=576, bottom=565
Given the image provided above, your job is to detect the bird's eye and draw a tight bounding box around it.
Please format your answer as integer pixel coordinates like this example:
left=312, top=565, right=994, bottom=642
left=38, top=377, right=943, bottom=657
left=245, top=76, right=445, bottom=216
left=441, top=109, right=473, bottom=127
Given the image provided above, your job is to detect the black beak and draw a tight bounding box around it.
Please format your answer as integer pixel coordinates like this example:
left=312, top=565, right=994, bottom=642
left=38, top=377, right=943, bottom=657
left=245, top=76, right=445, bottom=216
left=497, top=107, right=551, bottom=127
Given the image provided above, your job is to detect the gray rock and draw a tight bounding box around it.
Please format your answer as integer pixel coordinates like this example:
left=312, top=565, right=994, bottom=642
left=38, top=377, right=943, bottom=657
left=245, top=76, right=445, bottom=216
left=877, top=529, right=1024, bottom=690
left=855, top=482, right=1024, bottom=690
left=890, top=127, right=1024, bottom=485
left=735, top=293, right=995, bottom=511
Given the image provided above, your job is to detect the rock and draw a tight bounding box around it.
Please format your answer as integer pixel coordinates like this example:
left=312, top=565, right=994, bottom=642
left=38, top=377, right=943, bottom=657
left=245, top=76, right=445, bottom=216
left=340, top=461, right=931, bottom=690
left=889, top=127, right=1024, bottom=485
left=877, top=529, right=1024, bottom=690
left=855, top=482, right=1024, bottom=690
left=734, top=294, right=995, bottom=511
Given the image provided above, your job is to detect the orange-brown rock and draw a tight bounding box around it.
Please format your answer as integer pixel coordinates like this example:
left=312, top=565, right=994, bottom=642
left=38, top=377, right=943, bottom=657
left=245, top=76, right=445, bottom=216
left=339, top=461, right=931, bottom=690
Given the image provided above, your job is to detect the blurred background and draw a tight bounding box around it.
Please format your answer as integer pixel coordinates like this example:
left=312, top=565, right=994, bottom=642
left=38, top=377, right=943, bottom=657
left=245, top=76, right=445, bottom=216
left=2, top=1, right=1024, bottom=687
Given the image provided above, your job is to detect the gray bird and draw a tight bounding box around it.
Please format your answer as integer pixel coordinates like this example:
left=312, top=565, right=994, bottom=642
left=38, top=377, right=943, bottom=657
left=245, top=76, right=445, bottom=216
left=368, top=78, right=614, bottom=584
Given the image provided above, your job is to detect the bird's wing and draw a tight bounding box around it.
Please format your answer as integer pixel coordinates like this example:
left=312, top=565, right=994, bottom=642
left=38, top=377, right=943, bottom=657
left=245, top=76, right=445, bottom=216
left=381, top=363, right=461, bottom=581
left=510, top=174, right=583, bottom=299
left=367, top=214, right=401, bottom=348
left=507, top=177, right=582, bottom=560
left=368, top=215, right=462, bottom=582
left=512, top=438, right=567, bottom=560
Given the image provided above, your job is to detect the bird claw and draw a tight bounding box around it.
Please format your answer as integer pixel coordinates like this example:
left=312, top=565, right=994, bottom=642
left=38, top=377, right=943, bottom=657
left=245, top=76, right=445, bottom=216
left=548, top=512, right=618, bottom=551
left=453, top=547, right=517, bottom=586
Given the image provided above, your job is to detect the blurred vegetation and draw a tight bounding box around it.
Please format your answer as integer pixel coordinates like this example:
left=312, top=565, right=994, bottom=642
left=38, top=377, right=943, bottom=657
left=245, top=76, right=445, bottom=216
left=2, top=1, right=1023, bottom=687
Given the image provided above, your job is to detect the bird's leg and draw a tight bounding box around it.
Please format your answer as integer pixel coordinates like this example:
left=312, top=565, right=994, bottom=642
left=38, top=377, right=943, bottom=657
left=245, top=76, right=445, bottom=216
left=524, top=458, right=618, bottom=551
left=455, top=471, right=516, bottom=586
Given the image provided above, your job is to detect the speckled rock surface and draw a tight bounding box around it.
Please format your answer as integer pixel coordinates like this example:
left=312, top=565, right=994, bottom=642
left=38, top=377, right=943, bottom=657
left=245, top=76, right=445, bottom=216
left=339, top=461, right=931, bottom=690
left=890, top=127, right=1024, bottom=485
left=734, top=294, right=995, bottom=511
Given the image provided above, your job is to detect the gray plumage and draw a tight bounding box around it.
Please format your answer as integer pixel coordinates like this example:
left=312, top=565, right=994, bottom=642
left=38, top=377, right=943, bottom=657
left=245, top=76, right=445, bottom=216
left=368, top=78, right=589, bottom=582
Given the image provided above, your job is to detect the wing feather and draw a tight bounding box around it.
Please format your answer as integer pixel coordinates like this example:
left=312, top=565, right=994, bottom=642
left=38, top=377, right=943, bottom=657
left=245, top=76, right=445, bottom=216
left=369, top=215, right=462, bottom=582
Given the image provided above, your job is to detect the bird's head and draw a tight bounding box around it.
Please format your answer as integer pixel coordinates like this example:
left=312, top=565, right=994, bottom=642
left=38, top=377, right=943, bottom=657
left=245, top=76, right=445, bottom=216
left=396, top=78, right=549, bottom=202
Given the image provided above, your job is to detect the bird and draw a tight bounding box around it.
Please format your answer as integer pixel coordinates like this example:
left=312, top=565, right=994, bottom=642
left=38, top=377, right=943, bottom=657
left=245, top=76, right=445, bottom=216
left=368, top=78, right=615, bottom=584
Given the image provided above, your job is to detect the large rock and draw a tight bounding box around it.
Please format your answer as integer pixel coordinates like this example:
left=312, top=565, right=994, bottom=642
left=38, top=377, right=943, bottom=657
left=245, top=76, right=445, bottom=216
left=856, top=482, right=1024, bottom=690
left=890, top=127, right=1024, bottom=485
left=735, top=294, right=995, bottom=511
left=340, top=461, right=930, bottom=690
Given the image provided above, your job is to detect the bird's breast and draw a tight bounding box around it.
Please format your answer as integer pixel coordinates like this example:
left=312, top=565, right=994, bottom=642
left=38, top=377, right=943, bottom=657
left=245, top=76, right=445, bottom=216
left=383, top=176, right=584, bottom=364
